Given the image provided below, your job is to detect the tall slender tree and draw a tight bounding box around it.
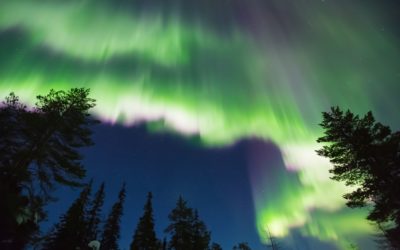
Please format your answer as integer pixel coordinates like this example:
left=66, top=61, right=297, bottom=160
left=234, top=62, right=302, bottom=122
left=192, top=210, right=210, bottom=250
left=0, top=88, right=97, bottom=249
left=86, top=182, right=105, bottom=244
left=210, top=242, right=223, bottom=250
left=42, top=181, right=93, bottom=250
left=101, top=183, right=126, bottom=250
left=165, top=196, right=210, bottom=250
left=165, top=197, right=194, bottom=250
left=233, top=242, right=252, bottom=250
left=161, top=238, right=167, bottom=250
left=265, top=226, right=280, bottom=250
left=130, top=192, right=159, bottom=250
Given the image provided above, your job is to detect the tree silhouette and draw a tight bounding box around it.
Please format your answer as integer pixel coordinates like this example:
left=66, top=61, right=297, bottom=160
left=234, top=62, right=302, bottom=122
left=265, top=226, right=281, bottom=250
left=165, top=196, right=193, bottom=250
left=86, top=182, right=106, bottom=244
left=233, top=242, right=252, bottom=250
left=317, top=107, right=400, bottom=248
left=0, top=93, right=41, bottom=250
left=101, top=183, right=126, bottom=250
left=192, top=210, right=211, bottom=250
left=210, top=242, right=223, bottom=250
left=42, top=181, right=93, bottom=250
left=0, top=88, right=97, bottom=249
left=165, top=196, right=210, bottom=250
left=130, top=192, right=159, bottom=250
left=161, top=238, right=167, bottom=250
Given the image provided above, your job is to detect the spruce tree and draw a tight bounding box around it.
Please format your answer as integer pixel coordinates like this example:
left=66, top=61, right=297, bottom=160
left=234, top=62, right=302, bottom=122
left=86, top=182, right=105, bottom=244
left=192, top=210, right=210, bottom=249
left=43, top=181, right=93, bottom=250
left=101, top=183, right=126, bottom=250
left=233, top=242, right=252, bottom=250
left=165, top=196, right=193, bottom=250
left=165, top=196, right=210, bottom=250
left=210, top=242, right=223, bottom=250
left=130, top=192, right=159, bottom=250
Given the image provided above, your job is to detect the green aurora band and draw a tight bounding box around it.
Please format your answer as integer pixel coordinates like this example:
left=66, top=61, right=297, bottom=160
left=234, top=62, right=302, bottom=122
left=1, top=0, right=399, bottom=248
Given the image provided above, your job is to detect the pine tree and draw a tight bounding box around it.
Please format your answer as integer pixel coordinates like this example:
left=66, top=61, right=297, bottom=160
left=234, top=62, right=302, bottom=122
left=0, top=89, right=97, bottom=249
left=192, top=210, right=210, bottom=250
left=233, top=242, right=252, bottom=250
left=165, top=196, right=194, bottom=250
left=210, top=242, right=223, bottom=250
left=165, top=196, right=210, bottom=250
left=317, top=107, right=400, bottom=248
left=130, top=192, right=159, bottom=250
left=43, top=181, right=93, bottom=250
left=86, top=182, right=105, bottom=244
left=101, top=183, right=126, bottom=250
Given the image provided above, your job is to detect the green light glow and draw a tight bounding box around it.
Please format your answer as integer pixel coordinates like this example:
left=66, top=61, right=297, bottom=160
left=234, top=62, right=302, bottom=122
left=0, top=1, right=206, bottom=65
left=251, top=143, right=375, bottom=248
left=0, top=0, right=399, bottom=248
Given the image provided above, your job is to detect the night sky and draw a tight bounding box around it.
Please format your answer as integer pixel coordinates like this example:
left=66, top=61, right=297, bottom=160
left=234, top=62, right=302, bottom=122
left=1, top=0, right=400, bottom=249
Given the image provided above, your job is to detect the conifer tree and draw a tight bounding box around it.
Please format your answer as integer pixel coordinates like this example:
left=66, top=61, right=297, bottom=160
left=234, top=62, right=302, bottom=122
left=101, top=183, right=126, bottom=250
left=42, top=181, right=93, bottom=250
left=86, top=182, right=105, bottom=244
left=161, top=238, right=167, bottom=250
left=210, top=242, right=223, bottom=250
left=233, top=242, right=252, bottom=250
left=130, top=192, right=159, bottom=250
left=192, top=210, right=211, bottom=250
left=165, top=196, right=210, bottom=250
left=165, top=196, right=194, bottom=250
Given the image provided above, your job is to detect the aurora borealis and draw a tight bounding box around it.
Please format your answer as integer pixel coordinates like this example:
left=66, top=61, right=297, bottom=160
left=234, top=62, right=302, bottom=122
left=1, top=0, right=400, bottom=249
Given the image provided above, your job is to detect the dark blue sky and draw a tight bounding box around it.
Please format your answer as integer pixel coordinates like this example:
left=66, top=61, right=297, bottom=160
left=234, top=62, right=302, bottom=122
left=45, top=124, right=267, bottom=249
left=44, top=123, right=358, bottom=249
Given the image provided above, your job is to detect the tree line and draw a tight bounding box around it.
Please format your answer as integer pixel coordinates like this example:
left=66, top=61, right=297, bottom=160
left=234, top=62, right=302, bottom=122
left=1, top=88, right=399, bottom=249
left=39, top=180, right=250, bottom=250
left=0, top=89, right=252, bottom=250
